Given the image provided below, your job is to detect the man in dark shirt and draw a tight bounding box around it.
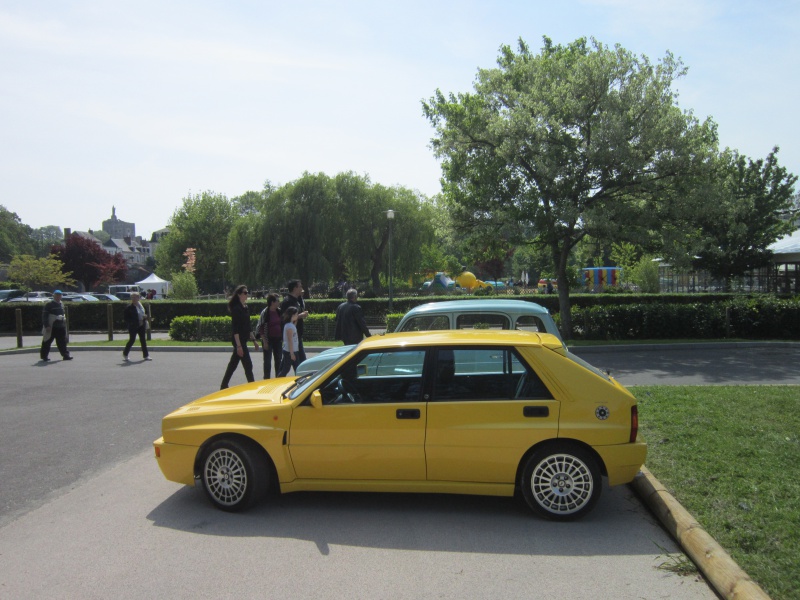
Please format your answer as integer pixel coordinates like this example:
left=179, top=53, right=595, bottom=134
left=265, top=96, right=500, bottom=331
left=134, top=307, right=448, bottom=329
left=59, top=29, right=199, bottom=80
left=334, top=288, right=371, bottom=346
left=40, top=290, right=72, bottom=361
left=279, top=279, right=309, bottom=365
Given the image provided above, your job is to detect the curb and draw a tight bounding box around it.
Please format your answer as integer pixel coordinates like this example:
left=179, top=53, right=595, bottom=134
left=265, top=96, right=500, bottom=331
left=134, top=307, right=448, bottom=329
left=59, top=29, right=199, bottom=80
left=630, top=466, right=771, bottom=600
left=0, top=345, right=335, bottom=355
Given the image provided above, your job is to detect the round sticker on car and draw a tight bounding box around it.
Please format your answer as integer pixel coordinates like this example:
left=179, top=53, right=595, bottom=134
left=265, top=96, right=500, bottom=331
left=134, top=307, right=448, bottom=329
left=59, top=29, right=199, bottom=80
left=595, top=406, right=610, bottom=420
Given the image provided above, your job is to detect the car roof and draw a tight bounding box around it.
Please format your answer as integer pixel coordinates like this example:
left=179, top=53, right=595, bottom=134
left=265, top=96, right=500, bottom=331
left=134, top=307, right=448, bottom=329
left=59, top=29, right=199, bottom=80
left=358, top=329, right=564, bottom=351
left=404, top=299, right=551, bottom=316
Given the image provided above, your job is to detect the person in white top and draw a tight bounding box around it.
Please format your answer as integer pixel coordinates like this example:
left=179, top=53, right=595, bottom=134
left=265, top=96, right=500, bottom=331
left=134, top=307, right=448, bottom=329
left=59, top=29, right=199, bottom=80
left=277, top=306, right=299, bottom=377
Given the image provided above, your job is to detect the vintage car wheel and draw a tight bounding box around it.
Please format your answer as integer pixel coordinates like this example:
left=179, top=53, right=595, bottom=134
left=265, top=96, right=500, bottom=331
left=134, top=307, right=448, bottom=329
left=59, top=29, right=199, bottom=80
left=521, top=444, right=601, bottom=521
left=200, top=438, right=268, bottom=512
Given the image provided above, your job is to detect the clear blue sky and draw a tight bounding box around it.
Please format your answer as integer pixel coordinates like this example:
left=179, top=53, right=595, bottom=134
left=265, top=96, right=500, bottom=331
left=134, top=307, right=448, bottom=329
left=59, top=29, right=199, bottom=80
left=2, top=0, right=798, bottom=238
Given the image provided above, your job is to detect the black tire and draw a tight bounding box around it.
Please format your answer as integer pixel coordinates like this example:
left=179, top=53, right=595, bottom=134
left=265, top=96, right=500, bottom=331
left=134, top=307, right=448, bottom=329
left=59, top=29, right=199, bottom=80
left=200, top=438, right=269, bottom=512
left=520, top=443, right=602, bottom=521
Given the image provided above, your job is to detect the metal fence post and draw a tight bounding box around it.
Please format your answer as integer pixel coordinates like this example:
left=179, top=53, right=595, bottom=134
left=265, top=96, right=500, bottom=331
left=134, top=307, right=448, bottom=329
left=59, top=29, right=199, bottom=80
left=15, top=308, right=23, bottom=348
left=107, top=304, right=114, bottom=341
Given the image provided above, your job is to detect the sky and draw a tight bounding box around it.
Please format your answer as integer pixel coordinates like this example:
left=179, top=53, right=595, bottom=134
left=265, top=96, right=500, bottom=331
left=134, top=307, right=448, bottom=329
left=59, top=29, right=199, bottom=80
left=2, top=0, right=798, bottom=239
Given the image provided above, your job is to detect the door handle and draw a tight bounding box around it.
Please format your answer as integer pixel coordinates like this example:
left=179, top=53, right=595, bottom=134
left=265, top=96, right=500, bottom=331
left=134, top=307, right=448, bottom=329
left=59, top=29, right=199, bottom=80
left=523, top=406, right=549, bottom=418
left=396, top=408, right=420, bottom=419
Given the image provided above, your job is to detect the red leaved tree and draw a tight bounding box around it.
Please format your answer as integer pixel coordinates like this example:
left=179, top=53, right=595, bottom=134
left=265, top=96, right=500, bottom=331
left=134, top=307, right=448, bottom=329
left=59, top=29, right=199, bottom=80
left=51, top=234, right=128, bottom=291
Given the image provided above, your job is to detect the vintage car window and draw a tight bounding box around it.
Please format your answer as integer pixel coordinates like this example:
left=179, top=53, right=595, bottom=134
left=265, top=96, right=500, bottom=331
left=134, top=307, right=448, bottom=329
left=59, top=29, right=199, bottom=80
left=396, top=315, right=450, bottom=332
left=455, top=313, right=510, bottom=330
left=432, top=347, right=552, bottom=402
left=514, top=315, right=547, bottom=333
left=320, top=349, right=426, bottom=405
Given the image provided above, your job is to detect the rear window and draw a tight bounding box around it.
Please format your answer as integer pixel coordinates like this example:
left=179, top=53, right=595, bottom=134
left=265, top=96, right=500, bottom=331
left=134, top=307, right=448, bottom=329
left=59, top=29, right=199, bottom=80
left=455, top=313, right=510, bottom=330
left=565, top=352, right=612, bottom=381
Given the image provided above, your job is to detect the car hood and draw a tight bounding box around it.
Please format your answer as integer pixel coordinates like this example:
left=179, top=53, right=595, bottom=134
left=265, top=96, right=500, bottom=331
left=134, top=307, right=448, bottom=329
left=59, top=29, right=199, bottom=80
left=166, top=377, right=297, bottom=417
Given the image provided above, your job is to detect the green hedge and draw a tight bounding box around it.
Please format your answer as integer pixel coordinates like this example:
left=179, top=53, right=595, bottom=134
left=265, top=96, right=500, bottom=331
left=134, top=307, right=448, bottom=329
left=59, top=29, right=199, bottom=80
left=572, top=296, right=800, bottom=340
left=170, top=313, right=343, bottom=342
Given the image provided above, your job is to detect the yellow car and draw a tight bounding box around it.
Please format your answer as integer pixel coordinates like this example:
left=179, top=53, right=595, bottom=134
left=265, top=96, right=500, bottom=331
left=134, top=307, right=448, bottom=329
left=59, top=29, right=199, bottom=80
left=155, top=331, right=646, bottom=520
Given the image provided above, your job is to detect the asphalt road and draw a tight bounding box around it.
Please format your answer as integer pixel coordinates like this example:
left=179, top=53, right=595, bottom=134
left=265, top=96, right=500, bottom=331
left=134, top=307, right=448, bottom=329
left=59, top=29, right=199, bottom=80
left=3, top=344, right=790, bottom=599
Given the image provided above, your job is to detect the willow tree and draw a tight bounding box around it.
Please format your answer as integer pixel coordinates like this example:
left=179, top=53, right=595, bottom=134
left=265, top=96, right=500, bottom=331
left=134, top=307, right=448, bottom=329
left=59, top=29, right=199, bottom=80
left=423, top=37, right=717, bottom=337
left=228, top=172, right=436, bottom=293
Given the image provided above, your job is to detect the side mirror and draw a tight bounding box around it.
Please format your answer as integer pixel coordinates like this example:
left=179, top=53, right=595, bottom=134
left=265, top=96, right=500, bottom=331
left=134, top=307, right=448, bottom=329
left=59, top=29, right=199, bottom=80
left=310, top=390, right=322, bottom=409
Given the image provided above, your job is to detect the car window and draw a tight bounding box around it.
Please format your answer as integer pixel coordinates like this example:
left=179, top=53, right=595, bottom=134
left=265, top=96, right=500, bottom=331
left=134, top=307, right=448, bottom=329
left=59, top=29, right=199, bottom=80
left=319, top=349, right=426, bottom=405
left=396, top=315, right=450, bottom=332
left=455, top=313, right=510, bottom=330
left=432, top=347, right=552, bottom=402
left=515, top=315, right=547, bottom=333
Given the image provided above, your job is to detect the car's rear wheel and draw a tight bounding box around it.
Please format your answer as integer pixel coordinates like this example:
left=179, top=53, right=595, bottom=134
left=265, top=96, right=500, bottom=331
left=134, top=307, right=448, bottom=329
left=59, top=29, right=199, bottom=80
left=200, top=438, right=269, bottom=512
left=521, top=444, right=601, bottom=521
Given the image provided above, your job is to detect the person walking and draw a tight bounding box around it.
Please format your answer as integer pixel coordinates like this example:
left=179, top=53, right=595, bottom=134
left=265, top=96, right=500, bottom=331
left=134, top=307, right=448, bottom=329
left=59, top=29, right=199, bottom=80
left=334, top=288, right=371, bottom=345
left=220, top=285, right=260, bottom=389
left=277, top=306, right=300, bottom=377
left=257, top=293, right=283, bottom=379
left=40, top=290, right=72, bottom=361
left=122, top=292, right=151, bottom=362
left=279, top=279, right=309, bottom=365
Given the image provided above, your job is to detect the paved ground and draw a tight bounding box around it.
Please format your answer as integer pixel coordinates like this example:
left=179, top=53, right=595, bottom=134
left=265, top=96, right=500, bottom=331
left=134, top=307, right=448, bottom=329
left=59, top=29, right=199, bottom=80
left=0, top=347, right=726, bottom=599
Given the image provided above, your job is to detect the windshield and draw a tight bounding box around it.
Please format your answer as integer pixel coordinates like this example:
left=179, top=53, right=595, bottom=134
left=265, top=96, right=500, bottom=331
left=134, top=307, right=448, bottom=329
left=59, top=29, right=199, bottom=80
left=288, top=344, right=361, bottom=400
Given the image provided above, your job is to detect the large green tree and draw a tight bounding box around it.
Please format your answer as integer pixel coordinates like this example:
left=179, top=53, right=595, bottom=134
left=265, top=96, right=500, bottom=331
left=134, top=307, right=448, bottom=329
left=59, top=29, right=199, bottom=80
left=692, top=147, right=797, bottom=289
left=30, top=226, right=64, bottom=258
left=423, top=37, right=716, bottom=336
left=0, top=206, right=35, bottom=262
left=154, top=191, right=236, bottom=292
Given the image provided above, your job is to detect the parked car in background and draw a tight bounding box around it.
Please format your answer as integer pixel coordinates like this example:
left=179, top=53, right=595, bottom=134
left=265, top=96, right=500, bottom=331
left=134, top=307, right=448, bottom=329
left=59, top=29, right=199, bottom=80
left=108, top=285, right=142, bottom=296
left=155, top=330, right=646, bottom=520
left=5, top=291, right=52, bottom=303
left=89, top=293, right=121, bottom=301
left=62, top=293, right=100, bottom=302
left=0, top=289, right=25, bottom=302
left=296, top=299, right=564, bottom=376
left=115, top=292, right=134, bottom=301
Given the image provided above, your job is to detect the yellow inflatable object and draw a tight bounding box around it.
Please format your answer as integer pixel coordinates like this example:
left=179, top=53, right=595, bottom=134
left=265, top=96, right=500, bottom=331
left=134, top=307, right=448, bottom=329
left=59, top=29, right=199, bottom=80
left=455, top=271, right=477, bottom=289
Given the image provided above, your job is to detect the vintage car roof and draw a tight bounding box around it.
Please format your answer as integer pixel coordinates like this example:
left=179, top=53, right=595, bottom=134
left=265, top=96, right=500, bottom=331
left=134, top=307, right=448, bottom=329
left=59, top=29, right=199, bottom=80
left=405, top=299, right=551, bottom=316
left=357, top=329, right=564, bottom=351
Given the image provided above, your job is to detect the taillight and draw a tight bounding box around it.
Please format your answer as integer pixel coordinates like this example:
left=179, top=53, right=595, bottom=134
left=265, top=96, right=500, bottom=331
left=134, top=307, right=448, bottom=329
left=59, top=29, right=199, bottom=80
left=630, top=405, right=639, bottom=443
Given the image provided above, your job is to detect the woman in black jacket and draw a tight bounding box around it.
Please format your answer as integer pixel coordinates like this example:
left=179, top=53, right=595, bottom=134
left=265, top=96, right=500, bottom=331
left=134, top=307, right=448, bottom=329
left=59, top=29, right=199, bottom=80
left=220, top=284, right=260, bottom=389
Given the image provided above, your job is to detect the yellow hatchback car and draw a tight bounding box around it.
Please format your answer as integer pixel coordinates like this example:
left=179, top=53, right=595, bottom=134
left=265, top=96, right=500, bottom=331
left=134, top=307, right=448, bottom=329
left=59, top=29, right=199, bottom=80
left=155, top=330, right=646, bottom=520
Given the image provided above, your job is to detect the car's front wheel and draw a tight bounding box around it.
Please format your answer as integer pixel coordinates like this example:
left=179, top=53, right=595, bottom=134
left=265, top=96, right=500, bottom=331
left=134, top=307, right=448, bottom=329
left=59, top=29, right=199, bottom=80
left=521, top=444, right=601, bottom=521
left=200, top=438, right=269, bottom=512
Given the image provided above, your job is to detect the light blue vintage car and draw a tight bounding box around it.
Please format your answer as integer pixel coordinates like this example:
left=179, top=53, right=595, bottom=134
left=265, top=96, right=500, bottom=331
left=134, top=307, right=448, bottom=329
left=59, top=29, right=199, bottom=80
left=296, top=299, right=562, bottom=375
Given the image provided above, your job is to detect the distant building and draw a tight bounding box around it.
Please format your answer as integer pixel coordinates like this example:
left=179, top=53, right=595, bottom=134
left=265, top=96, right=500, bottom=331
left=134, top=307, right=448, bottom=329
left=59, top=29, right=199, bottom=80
left=62, top=209, right=166, bottom=268
left=102, top=206, right=135, bottom=240
left=103, top=237, right=151, bottom=265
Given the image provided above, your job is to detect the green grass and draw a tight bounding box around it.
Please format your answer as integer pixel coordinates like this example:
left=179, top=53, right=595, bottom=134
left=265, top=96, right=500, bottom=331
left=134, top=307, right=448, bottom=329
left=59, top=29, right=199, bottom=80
left=632, top=385, right=800, bottom=600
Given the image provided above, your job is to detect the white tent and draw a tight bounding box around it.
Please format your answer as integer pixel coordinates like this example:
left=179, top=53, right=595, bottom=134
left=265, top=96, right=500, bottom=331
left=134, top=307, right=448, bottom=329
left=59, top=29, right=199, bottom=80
left=135, top=273, right=172, bottom=298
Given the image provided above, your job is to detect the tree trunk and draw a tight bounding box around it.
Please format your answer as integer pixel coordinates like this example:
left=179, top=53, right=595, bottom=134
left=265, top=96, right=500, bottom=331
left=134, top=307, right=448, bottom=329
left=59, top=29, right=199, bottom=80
left=554, top=247, right=573, bottom=340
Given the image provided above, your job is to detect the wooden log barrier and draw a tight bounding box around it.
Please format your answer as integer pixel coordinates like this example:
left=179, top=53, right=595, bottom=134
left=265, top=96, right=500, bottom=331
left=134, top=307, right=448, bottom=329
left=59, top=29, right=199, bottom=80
left=630, top=466, right=771, bottom=600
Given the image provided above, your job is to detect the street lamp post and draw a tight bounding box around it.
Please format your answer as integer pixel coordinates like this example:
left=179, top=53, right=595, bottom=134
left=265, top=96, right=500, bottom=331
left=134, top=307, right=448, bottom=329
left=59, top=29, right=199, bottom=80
left=219, top=261, right=227, bottom=296
left=386, top=209, right=395, bottom=311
